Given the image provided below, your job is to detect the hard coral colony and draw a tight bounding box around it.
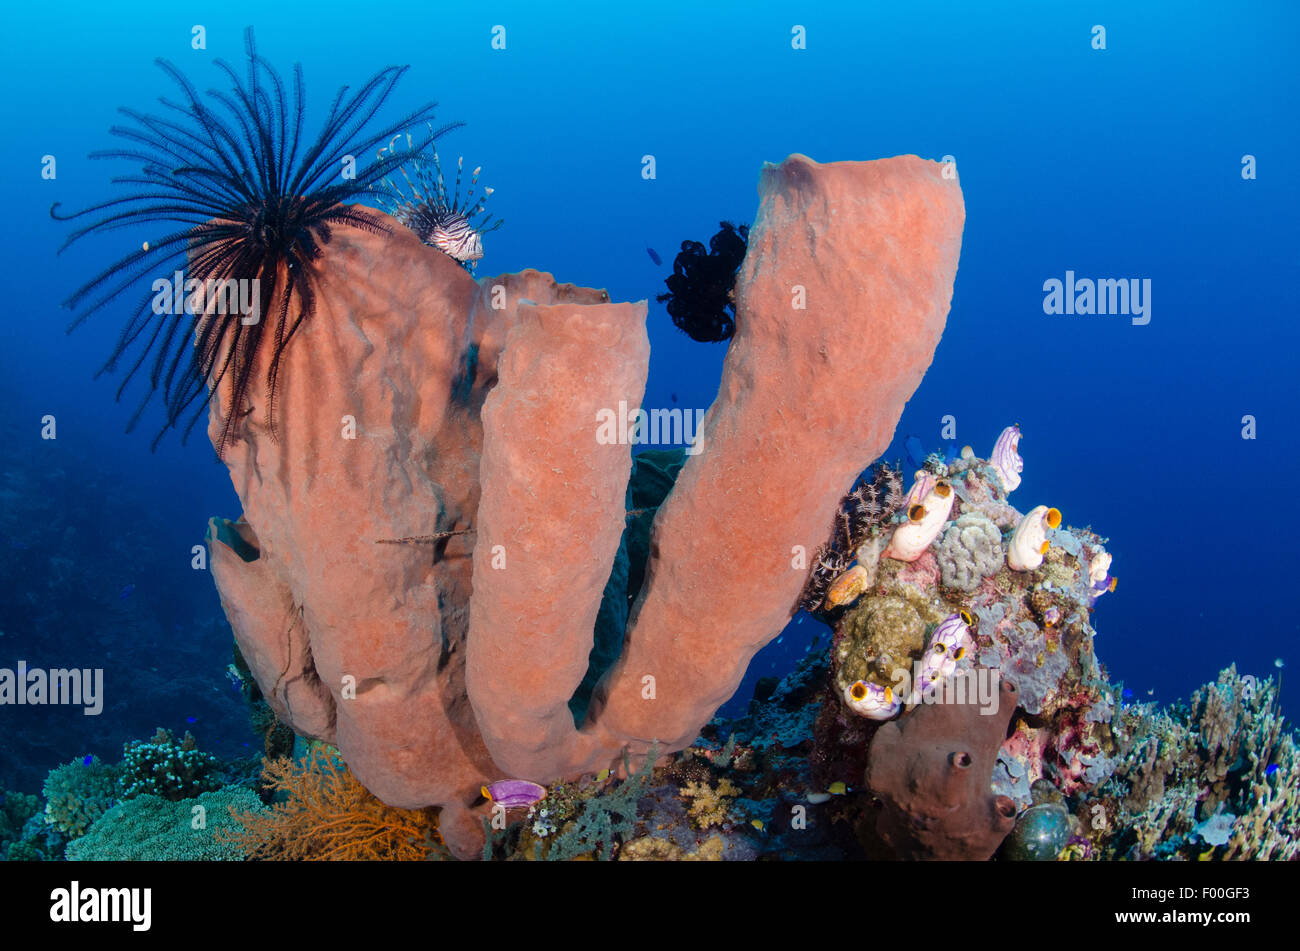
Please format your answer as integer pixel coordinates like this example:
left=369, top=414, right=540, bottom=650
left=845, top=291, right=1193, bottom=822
left=41, top=30, right=1296, bottom=865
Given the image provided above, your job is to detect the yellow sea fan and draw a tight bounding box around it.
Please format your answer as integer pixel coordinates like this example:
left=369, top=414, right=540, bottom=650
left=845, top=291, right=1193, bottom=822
left=218, top=746, right=445, bottom=861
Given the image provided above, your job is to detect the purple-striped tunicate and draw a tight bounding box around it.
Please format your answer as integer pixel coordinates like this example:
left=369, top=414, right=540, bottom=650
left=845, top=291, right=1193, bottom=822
left=916, top=611, right=975, bottom=694
left=844, top=679, right=902, bottom=720
left=991, top=424, right=1023, bottom=493
left=1087, top=550, right=1117, bottom=603
left=482, top=779, right=547, bottom=808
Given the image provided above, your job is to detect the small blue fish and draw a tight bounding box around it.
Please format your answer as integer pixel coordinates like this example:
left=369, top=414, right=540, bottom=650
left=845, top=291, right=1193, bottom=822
left=1122, top=688, right=1134, bottom=701
left=1266, top=763, right=1279, bottom=778
left=186, top=716, right=197, bottom=724
left=646, top=247, right=662, bottom=266
left=119, top=583, right=135, bottom=600
left=82, top=755, right=94, bottom=767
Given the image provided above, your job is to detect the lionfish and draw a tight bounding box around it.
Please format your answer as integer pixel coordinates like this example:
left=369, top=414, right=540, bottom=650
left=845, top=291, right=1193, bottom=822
left=373, top=125, right=502, bottom=270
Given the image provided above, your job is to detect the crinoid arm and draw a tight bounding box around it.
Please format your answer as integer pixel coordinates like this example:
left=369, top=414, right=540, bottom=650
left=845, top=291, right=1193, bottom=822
left=53, top=27, right=463, bottom=456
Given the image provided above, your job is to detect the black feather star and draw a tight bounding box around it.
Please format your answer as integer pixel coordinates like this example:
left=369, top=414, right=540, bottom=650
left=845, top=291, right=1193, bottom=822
left=656, top=221, right=749, bottom=343
left=52, top=27, right=462, bottom=455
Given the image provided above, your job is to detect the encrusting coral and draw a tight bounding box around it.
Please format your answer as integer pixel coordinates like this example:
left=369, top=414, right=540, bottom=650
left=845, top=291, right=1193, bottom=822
left=619, top=834, right=726, bottom=861
left=219, top=746, right=444, bottom=861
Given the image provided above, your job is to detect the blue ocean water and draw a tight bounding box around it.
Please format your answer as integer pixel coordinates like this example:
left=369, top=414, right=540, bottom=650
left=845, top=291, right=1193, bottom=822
left=0, top=0, right=1296, bottom=794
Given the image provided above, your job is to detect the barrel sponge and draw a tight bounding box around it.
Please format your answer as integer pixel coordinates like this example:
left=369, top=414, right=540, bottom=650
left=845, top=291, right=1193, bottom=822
left=866, top=673, right=1019, bottom=859
left=936, top=512, right=1004, bottom=592
left=64, top=786, right=264, bottom=860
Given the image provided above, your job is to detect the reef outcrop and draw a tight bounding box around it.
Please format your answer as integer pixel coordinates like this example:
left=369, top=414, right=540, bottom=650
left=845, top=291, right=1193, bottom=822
left=206, top=153, right=965, bottom=858
left=866, top=672, right=1019, bottom=860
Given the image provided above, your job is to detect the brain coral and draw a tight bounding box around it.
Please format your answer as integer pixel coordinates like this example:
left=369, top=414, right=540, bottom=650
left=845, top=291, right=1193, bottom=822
left=936, top=512, right=1004, bottom=592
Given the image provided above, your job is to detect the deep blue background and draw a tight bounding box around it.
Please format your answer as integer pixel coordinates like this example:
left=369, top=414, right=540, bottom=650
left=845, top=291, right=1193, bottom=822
left=1, top=1, right=1296, bottom=787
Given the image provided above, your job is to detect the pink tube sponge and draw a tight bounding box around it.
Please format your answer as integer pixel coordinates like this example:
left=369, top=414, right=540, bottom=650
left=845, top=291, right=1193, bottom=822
left=207, top=153, right=966, bottom=856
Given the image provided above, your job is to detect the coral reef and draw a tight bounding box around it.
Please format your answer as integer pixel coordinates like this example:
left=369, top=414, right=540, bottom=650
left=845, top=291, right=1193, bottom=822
left=1087, top=665, right=1298, bottom=860
left=788, top=426, right=1131, bottom=860
left=42, top=756, right=119, bottom=838
left=0, top=788, right=40, bottom=860
left=810, top=430, right=1119, bottom=827
left=656, top=221, right=749, bottom=342
left=207, top=153, right=965, bottom=857
left=33, top=24, right=1299, bottom=867
left=619, top=834, right=726, bottom=861
left=65, top=787, right=261, bottom=861
left=119, top=728, right=222, bottom=802
left=515, top=746, right=659, bottom=861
